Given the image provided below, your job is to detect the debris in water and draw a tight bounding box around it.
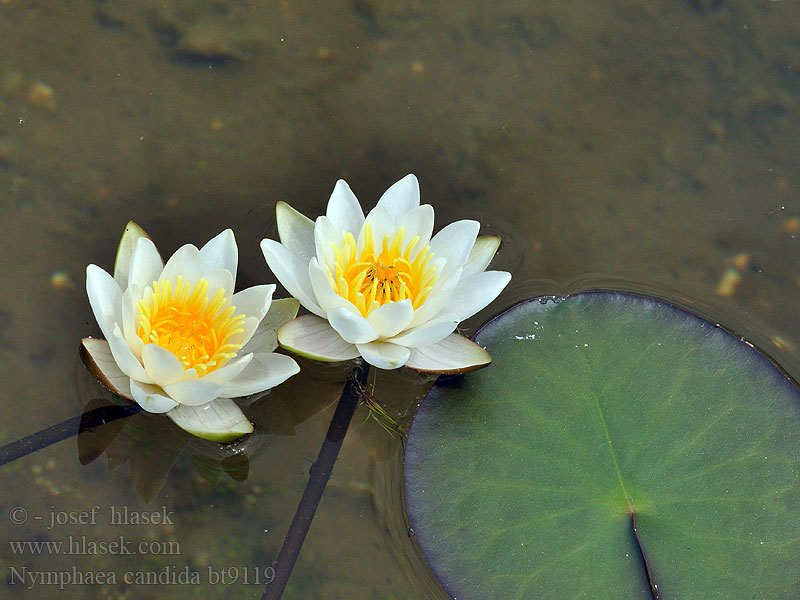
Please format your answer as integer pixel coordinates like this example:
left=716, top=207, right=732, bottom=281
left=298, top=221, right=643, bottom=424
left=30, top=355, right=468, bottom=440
left=731, top=252, right=750, bottom=271
left=781, top=217, right=800, bottom=236
left=715, top=267, right=741, bottom=297
left=50, top=271, right=75, bottom=290
left=27, top=82, right=55, bottom=110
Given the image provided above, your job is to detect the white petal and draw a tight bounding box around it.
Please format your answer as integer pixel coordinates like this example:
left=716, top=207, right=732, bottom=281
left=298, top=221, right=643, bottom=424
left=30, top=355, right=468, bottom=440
left=130, top=379, right=179, bottom=413
left=229, top=316, right=259, bottom=348
left=408, top=266, right=462, bottom=328
left=376, top=174, right=420, bottom=222
left=242, top=297, right=300, bottom=354
left=199, top=229, right=238, bottom=277
left=326, top=180, right=364, bottom=236
left=389, top=313, right=459, bottom=348
left=396, top=204, right=434, bottom=249
left=203, top=352, right=255, bottom=384
left=328, top=306, right=378, bottom=344
left=163, top=354, right=252, bottom=406
left=113, top=221, right=151, bottom=288
left=366, top=300, right=414, bottom=339
left=278, top=315, right=360, bottom=362
left=276, top=202, right=316, bottom=266
left=359, top=205, right=393, bottom=251
left=462, top=235, right=501, bottom=278
left=203, top=269, right=235, bottom=304
left=261, top=239, right=325, bottom=317
left=313, top=216, right=341, bottom=269
left=128, top=237, right=164, bottom=290
left=221, top=352, right=300, bottom=398
left=108, top=324, right=151, bottom=383
left=232, top=284, right=275, bottom=322
left=86, top=265, right=122, bottom=339
left=449, top=271, right=511, bottom=321
left=125, top=281, right=146, bottom=305
left=429, top=220, right=480, bottom=277
left=355, top=341, right=411, bottom=370
left=167, top=398, right=253, bottom=442
left=309, top=258, right=348, bottom=314
left=81, top=338, right=133, bottom=399
left=142, top=344, right=185, bottom=386
left=160, top=244, right=205, bottom=285
left=161, top=378, right=230, bottom=407
left=121, top=285, right=145, bottom=358
left=404, top=334, right=492, bottom=374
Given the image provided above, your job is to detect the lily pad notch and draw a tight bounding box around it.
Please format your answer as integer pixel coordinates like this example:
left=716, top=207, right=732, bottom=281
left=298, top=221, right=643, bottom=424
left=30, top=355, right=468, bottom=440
left=405, top=292, right=800, bottom=600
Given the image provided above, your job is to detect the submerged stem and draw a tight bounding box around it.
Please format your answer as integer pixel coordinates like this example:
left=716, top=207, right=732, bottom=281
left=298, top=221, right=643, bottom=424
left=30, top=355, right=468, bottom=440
left=0, top=403, right=141, bottom=467
left=262, top=359, right=369, bottom=600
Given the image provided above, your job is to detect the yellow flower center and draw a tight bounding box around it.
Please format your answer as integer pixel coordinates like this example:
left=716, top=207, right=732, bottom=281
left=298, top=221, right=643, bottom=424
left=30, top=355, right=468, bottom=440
left=137, top=276, right=245, bottom=375
left=326, top=223, right=439, bottom=317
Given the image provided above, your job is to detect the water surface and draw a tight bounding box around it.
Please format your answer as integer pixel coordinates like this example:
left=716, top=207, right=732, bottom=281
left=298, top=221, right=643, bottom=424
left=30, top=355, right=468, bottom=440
left=1, top=1, right=799, bottom=598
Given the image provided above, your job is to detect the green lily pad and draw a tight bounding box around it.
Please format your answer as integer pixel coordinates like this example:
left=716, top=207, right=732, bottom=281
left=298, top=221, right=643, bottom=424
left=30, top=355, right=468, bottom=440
left=405, top=292, right=800, bottom=599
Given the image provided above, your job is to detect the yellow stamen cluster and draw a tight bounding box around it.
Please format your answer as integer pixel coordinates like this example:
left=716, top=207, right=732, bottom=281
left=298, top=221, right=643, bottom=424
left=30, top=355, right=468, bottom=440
left=137, top=276, right=245, bottom=375
left=326, top=224, right=439, bottom=317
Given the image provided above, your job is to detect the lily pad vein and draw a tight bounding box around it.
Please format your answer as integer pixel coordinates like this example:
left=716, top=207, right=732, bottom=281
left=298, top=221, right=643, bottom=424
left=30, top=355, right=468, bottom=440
left=581, top=348, right=632, bottom=509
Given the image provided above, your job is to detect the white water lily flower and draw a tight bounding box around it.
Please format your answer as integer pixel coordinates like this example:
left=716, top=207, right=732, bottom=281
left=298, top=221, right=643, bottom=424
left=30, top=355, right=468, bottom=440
left=261, top=174, right=511, bottom=372
left=82, top=222, right=300, bottom=442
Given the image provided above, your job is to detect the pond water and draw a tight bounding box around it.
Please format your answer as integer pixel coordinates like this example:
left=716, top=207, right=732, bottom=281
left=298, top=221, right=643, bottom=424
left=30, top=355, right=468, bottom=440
left=1, top=1, right=799, bottom=598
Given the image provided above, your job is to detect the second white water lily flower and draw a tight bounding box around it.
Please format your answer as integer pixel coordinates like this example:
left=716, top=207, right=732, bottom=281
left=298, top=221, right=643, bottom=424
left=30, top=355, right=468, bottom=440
left=261, top=174, right=511, bottom=372
left=82, top=222, right=301, bottom=442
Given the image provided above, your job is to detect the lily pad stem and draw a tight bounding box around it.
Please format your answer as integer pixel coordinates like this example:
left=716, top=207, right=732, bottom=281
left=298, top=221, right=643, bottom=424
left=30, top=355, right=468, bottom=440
left=262, top=359, right=369, bottom=600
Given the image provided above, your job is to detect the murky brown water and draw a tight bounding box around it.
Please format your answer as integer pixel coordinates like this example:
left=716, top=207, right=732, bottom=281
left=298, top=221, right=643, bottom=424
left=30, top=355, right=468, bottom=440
left=1, top=1, right=799, bottom=598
